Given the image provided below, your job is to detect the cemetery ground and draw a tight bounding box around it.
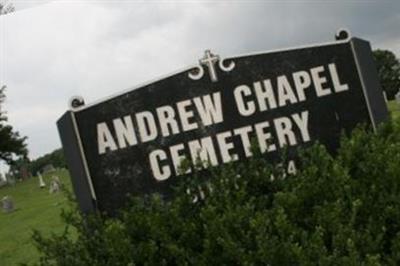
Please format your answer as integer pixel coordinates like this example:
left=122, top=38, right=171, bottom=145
left=388, top=100, right=400, bottom=120
left=0, top=100, right=398, bottom=265
left=0, top=169, right=73, bottom=265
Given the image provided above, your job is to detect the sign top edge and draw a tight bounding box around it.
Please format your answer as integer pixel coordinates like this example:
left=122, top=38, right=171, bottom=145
left=70, top=37, right=353, bottom=113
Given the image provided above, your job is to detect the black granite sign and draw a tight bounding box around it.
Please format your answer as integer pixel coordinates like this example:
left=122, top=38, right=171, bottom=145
left=58, top=32, right=388, bottom=214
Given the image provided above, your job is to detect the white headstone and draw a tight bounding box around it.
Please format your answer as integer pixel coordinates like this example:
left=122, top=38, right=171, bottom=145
left=38, top=173, right=46, bottom=188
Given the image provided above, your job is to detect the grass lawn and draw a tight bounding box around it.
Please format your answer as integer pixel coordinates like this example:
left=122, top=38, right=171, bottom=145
left=0, top=169, right=72, bottom=265
left=388, top=100, right=400, bottom=120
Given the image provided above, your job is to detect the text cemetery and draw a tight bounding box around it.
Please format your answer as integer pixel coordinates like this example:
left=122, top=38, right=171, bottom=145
left=98, top=63, right=347, bottom=180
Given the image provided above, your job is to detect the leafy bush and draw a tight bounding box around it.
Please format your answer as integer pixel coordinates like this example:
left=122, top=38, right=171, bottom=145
left=32, top=119, right=400, bottom=265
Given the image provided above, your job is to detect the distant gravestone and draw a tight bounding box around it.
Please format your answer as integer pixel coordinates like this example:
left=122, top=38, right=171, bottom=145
left=58, top=30, right=388, bottom=215
left=2, top=196, right=14, bottom=213
left=42, top=164, right=55, bottom=174
left=38, top=173, right=46, bottom=188
left=49, top=176, right=61, bottom=194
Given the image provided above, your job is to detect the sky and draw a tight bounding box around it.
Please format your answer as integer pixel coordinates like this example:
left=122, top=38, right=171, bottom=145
left=0, top=0, right=399, bottom=173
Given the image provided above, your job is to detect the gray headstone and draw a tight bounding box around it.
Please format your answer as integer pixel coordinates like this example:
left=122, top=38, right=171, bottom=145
left=2, top=196, right=14, bottom=213
left=42, top=164, right=55, bottom=174
left=49, top=176, right=61, bottom=194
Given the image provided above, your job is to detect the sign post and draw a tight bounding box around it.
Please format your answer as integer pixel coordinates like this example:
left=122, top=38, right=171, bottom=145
left=58, top=30, right=388, bottom=215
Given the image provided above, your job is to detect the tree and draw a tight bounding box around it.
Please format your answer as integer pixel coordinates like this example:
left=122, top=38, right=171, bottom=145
left=0, top=0, right=14, bottom=15
left=33, top=120, right=400, bottom=265
left=8, top=156, right=31, bottom=180
left=0, top=86, right=27, bottom=166
left=28, top=148, right=67, bottom=175
left=373, top=49, right=400, bottom=100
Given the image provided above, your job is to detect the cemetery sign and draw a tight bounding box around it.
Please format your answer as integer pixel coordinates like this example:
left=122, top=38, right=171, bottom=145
left=58, top=30, right=388, bottom=214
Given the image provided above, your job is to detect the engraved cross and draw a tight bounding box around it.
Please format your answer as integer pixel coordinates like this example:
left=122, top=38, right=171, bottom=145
left=200, top=50, right=220, bottom=82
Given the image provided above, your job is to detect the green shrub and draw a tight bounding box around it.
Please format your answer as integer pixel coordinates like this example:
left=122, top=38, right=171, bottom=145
left=32, top=119, right=400, bottom=265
